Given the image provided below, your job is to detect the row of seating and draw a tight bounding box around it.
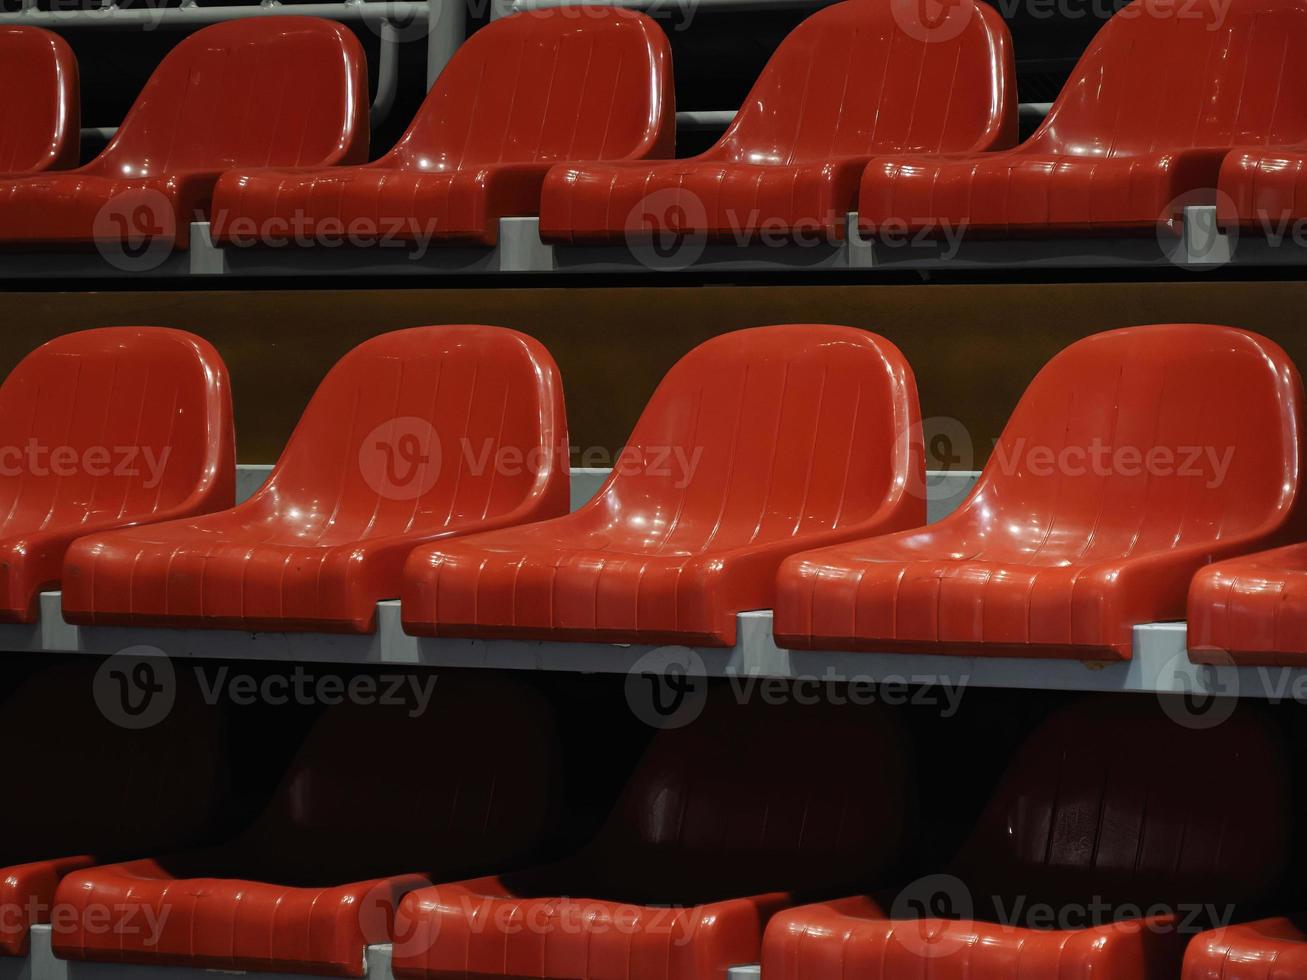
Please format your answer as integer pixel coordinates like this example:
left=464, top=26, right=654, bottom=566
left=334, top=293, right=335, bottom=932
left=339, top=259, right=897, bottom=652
left=10, top=0, right=1307, bottom=254
left=0, top=665, right=1298, bottom=980
left=4, top=321, right=1307, bottom=663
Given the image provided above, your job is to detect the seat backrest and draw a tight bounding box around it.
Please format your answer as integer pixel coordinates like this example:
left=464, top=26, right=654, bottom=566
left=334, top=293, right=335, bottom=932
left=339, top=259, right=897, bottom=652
left=0, top=327, right=234, bottom=537
left=0, top=27, right=79, bottom=175
left=1, top=661, right=227, bottom=864
left=583, top=325, right=922, bottom=552
left=252, top=325, right=568, bottom=544
left=954, top=324, right=1303, bottom=557
left=87, top=18, right=367, bottom=177
left=590, top=694, right=909, bottom=898
left=709, top=0, right=1015, bottom=165
left=1030, top=0, right=1307, bottom=155
left=952, top=697, right=1291, bottom=910
left=385, top=7, right=674, bottom=170
left=241, top=675, right=557, bottom=881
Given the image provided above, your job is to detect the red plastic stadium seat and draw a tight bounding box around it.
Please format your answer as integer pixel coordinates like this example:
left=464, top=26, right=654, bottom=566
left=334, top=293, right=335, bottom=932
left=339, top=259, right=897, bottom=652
left=0, top=663, right=226, bottom=957
left=774, top=323, right=1304, bottom=660
left=391, top=696, right=910, bottom=980
left=0, top=18, right=367, bottom=251
left=0, top=27, right=79, bottom=176
left=1218, top=150, right=1307, bottom=232
left=210, top=8, right=674, bottom=249
left=1183, top=919, right=1307, bottom=980
left=764, top=698, right=1290, bottom=980
left=539, top=0, right=1015, bottom=245
left=0, top=327, right=233, bottom=623
left=858, top=0, right=1307, bottom=238
left=52, top=677, right=557, bottom=978
left=1188, top=544, right=1307, bottom=665
left=401, top=324, right=924, bottom=647
left=62, top=325, right=568, bottom=633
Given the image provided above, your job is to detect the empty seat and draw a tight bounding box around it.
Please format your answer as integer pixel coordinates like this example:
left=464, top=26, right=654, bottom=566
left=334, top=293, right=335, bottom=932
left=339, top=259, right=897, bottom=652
left=539, top=0, right=1015, bottom=245
left=1183, top=919, right=1307, bottom=980
left=1188, top=544, right=1307, bottom=665
left=0, top=18, right=367, bottom=251
left=0, top=27, right=79, bottom=176
left=401, top=324, right=924, bottom=647
left=62, top=325, right=569, bottom=633
left=0, top=663, right=226, bottom=958
left=774, top=324, right=1303, bottom=660
left=52, top=676, right=558, bottom=978
left=210, top=8, right=674, bottom=249
left=858, top=0, right=1307, bottom=239
left=1218, top=149, right=1307, bottom=231
left=763, top=698, right=1289, bottom=980
left=0, top=327, right=234, bottom=622
left=391, top=695, right=909, bottom=980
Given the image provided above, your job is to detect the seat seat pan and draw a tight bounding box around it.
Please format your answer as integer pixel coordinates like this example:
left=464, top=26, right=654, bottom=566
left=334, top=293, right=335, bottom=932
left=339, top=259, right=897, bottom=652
left=1182, top=918, right=1307, bottom=980
left=0, top=171, right=218, bottom=248
left=0, top=857, right=97, bottom=956
left=540, top=157, right=869, bottom=243
left=1187, top=544, right=1307, bottom=665
left=1217, top=148, right=1307, bottom=230
left=774, top=528, right=1190, bottom=658
left=212, top=162, right=554, bottom=247
left=764, top=897, right=1186, bottom=980
left=392, top=871, right=793, bottom=980
left=858, top=148, right=1227, bottom=236
left=53, top=857, right=428, bottom=978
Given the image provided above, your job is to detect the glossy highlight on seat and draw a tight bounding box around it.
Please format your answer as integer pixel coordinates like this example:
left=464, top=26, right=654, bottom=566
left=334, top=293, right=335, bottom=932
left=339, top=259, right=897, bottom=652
left=1218, top=150, right=1307, bottom=233
left=539, top=0, right=1015, bottom=245
left=1187, top=543, right=1307, bottom=665
left=0, top=663, right=227, bottom=957
left=0, top=27, right=79, bottom=176
left=763, top=697, right=1291, bottom=980
left=52, top=676, right=558, bottom=978
left=774, top=323, right=1305, bottom=660
left=0, top=327, right=234, bottom=623
left=401, top=324, right=924, bottom=647
left=391, top=695, right=910, bottom=980
left=0, top=17, right=368, bottom=251
left=1183, top=918, right=1307, bottom=980
left=61, top=325, right=569, bottom=633
left=211, top=8, right=674, bottom=249
left=859, top=0, right=1307, bottom=238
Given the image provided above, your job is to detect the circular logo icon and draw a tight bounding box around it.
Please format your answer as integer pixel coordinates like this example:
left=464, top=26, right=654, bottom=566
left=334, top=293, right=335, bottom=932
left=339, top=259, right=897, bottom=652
left=624, top=646, right=709, bottom=729
left=93, top=646, right=176, bottom=730
left=1157, top=188, right=1238, bottom=269
left=1158, top=647, right=1239, bottom=730
left=889, top=0, right=974, bottom=43
left=625, top=188, right=709, bottom=271
left=363, top=0, right=433, bottom=45
left=906, top=416, right=975, bottom=500
left=93, top=188, right=177, bottom=273
left=888, top=874, right=973, bottom=957
left=359, top=417, right=442, bottom=501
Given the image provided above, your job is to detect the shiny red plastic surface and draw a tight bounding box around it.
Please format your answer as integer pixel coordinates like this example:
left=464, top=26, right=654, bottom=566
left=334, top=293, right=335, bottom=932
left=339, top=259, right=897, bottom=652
left=1218, top=151, right=1307, bottom=231
left=0, top=27, right=79, bottom=176
left=52, top=678, right=557, bottom=978
left=391, top=696, right=909, bottom=980
left=0, top=18, right=367, bottom=250
left=0, top=327, right=233, bottom=623
left=401, top=324, right=924, bottom=647
left=62, top=325, right=568, bottom=633
left=0, top=663, right=226, bottom=957
left=1183, top=919, right=1307, bottom=980
left=1187, top=543, right=1307, bottom=664
left=539, top=0, right=1015, bottom=245
left=764, top=698, right=1290, bottom=980
left=859, top=0, right=1307, bottom=238
left=211, top=8, right=674, bottom=249
left=774, top=323, right=1304, bottom=659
